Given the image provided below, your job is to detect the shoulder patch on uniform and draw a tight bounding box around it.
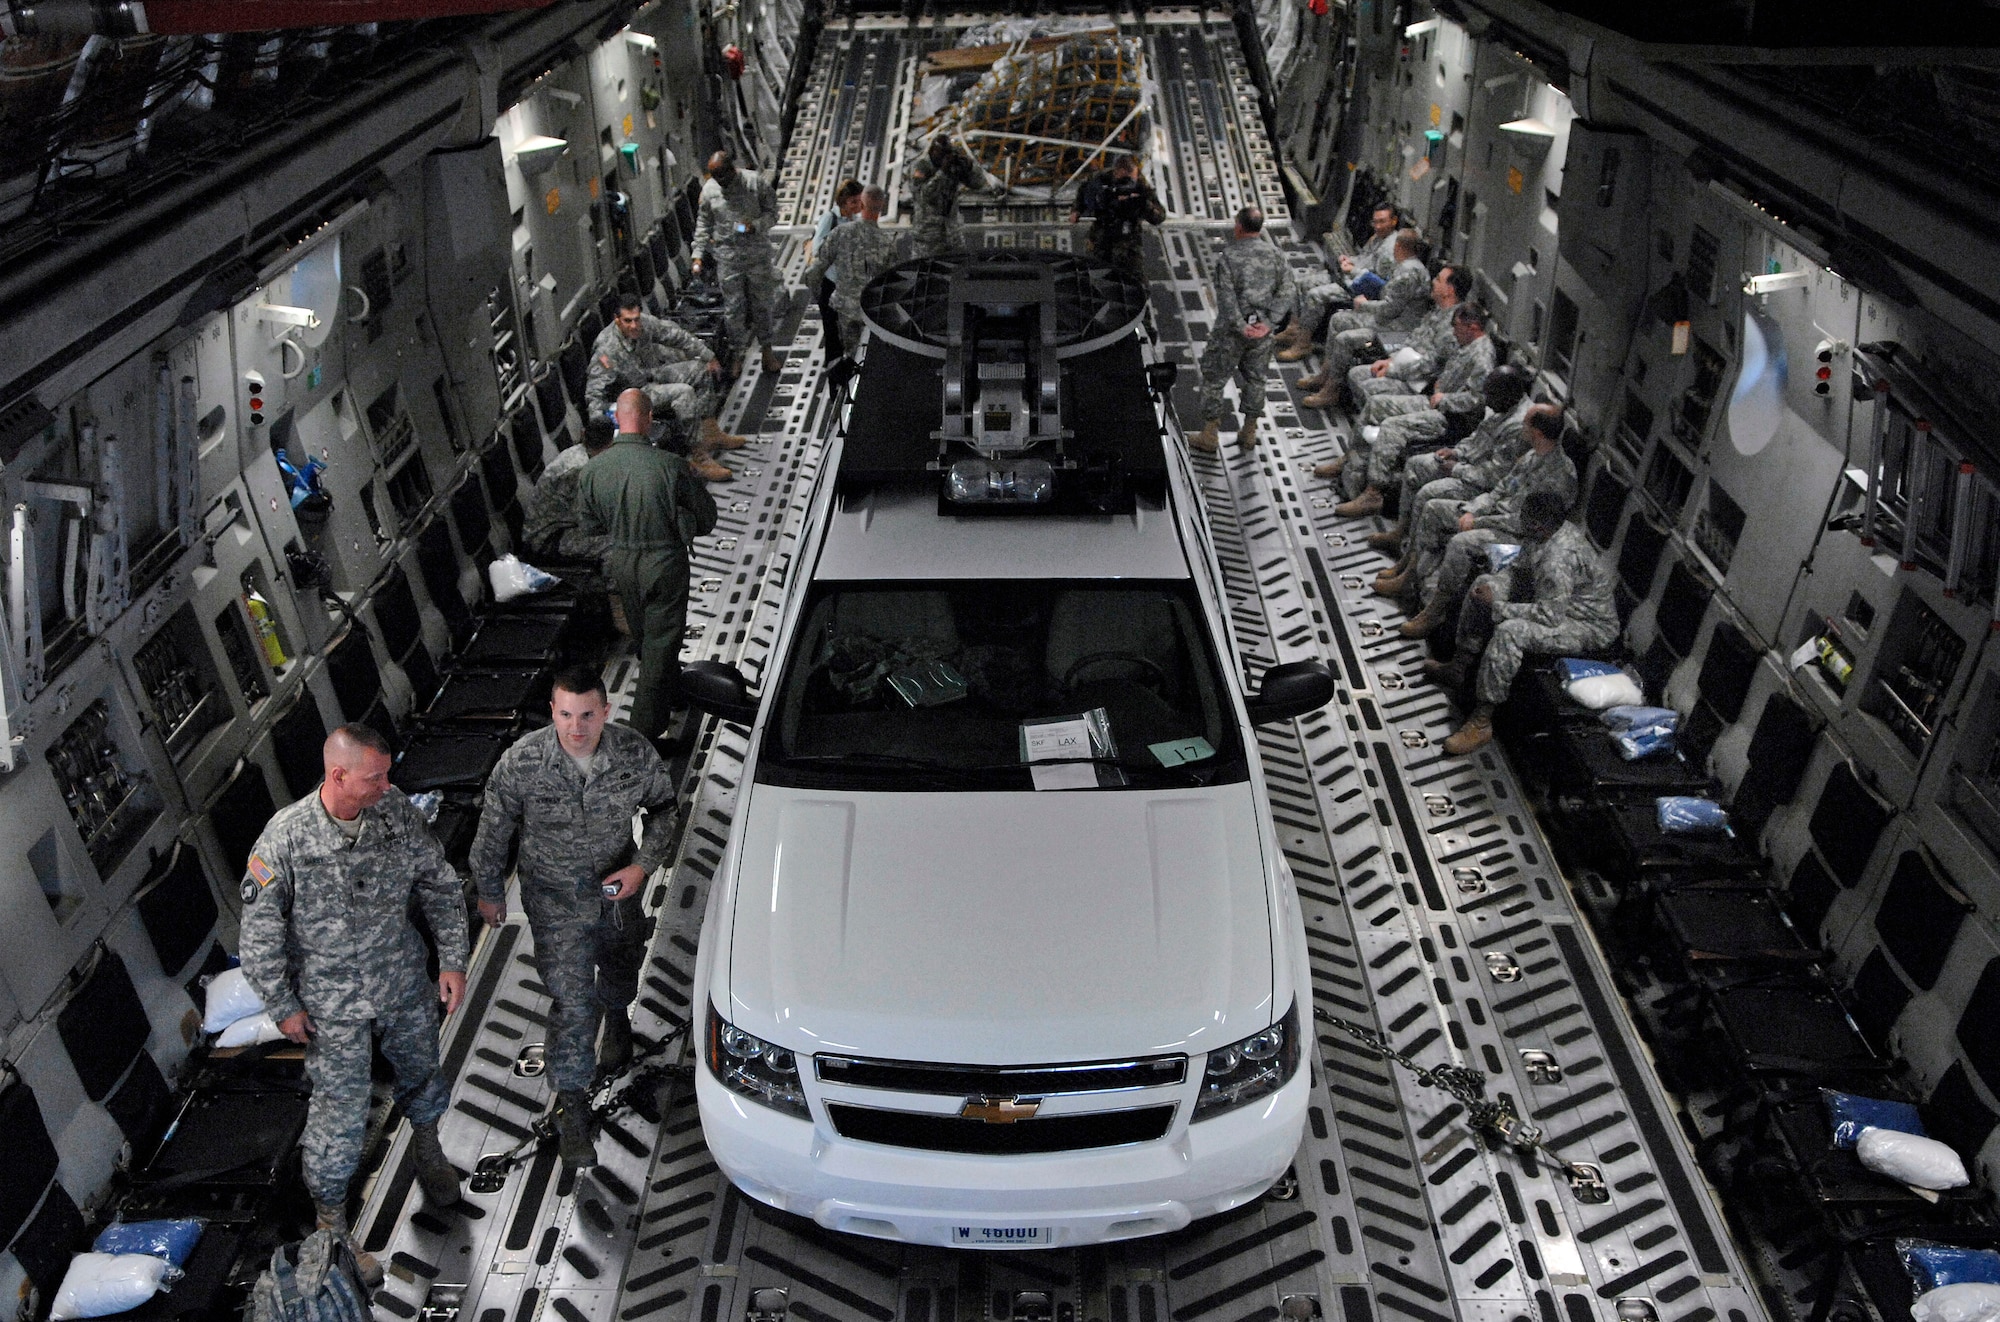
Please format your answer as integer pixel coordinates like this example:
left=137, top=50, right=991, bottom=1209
left=599, top=354, right=613, bottom=369
left=247, top=854, right=276, bottom=888
left=240, top=878, right=260, bottom=904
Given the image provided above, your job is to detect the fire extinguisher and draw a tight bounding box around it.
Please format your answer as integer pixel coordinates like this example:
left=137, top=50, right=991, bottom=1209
left=1307, top=0, right=1327, bottom=15
left=720, top=43, right=745, bottom=79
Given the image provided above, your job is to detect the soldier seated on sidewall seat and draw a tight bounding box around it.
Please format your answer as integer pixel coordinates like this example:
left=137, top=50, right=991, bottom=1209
left=1431, top=488, right=1618, bottom=756
left=585, top=294, right=742, bottom=483
left=1295, top=228, right=1432, bottom=409
left=1366, top=365, right=1534, bottom=570
left=520, top=416, right=616, bottom=594
left=1394, top=401, right=1579, bottom=642
left=1332, top=301, right=1497, bottom=516
left=1274, top=200, right=1402, bottom=364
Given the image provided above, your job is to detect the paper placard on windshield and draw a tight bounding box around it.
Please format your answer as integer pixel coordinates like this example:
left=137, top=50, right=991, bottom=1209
left=1149, top=736, right=1216, bottom=767
left=1020, top=716, right=1097, bottom=763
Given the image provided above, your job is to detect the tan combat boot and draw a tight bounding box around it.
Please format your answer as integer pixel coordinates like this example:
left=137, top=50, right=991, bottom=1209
left=1236, top=416, right=1260, bottom=450
left=701, top=416, right=748, bottom=450
left=1365, top=519, right=1407, bottom=554
left=1398, top=597, right=1445, bottom=639
left=761, top=347, right=784, bottom=374
left=1372, top=564, right=1412, bottom=597
left=1311, top=452, right=1348, bottom=481
left=1421, top=655, right=1471, bottom=688
left=1274, top=321, right=1313, bottom=363
left=1189, top=420, right=1220, bottom=454
left=1301, top=382, right=1341, bottom=410
left=689, top=448, right=733, bottom=482
left=315, top=1202, right=384, bottom=1290
left=1295, top=366, right=1329, bottom=393
left=1443, top=703, right=1496, bottom=755
left=1335, top=486, right=1384, bottom=518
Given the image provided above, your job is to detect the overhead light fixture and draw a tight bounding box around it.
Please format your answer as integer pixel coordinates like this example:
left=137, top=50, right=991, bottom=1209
left=1499, top=117, right=1557, bottom=139
left=513, top=134, right=571, bottom=177
left=1404, top=17, right=1442, bottom=36
left=624, top=30, right=658, bottom=51
left=543, top=87, right=583, bottom=108
left=1742, top=270, right=1810, bottom=297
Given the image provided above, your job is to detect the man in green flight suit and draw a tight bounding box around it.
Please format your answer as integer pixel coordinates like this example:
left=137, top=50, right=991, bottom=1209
left=577, top=389, right=719, bottom=742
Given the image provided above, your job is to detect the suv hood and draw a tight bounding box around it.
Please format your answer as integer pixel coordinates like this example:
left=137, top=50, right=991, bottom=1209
left=722, top=785, right=1277, bottom=1064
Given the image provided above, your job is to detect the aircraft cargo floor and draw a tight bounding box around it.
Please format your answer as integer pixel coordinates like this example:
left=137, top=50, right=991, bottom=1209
left=352, top=18, right=1772, bottom=1322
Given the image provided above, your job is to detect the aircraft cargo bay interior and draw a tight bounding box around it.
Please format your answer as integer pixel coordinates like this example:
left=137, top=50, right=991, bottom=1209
left=3, top=5, right=2000, bottom=1322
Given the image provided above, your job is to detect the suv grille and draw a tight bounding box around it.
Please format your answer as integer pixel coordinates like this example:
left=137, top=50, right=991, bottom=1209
left=827, top=1103, right=1176, bottom=1154
left=814, top=1054, right=1186, bottom=1096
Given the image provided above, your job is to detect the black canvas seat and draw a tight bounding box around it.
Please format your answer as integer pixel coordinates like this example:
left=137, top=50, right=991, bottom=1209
left=417, top=668, right=551, bottom=727
left=389, top=727, right=510, bottom=793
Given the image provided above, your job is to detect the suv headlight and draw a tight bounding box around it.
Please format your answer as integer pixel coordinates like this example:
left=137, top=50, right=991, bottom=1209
left=705, top=1002, right=810, bottom=1119
left=1192, top=1002, right=1301, bottom=1121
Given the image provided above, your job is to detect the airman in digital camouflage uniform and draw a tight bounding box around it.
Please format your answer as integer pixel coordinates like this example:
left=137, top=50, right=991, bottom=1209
left=1193, top=206, right=1297, bottom=455
left=1401, top=403, right=1579, bottom=641
left=521, top=421, right=614, bottom=591
left=1433, top=489, right=1617, bottom=755
left=802, top=185, right=898, bottom=357
left=1336, top=304, right=1497, bottom=513
left=908, top=134, right=982, bottom=258
left=237, top=726, right=470, bottom=1285
left=691, top=150, right=785, bottom=377
left=468, top=665, right=681, bottom=1169
left=1369, top=366, right=1533, bottom=578
left=585, top=296, right=741, bottom=483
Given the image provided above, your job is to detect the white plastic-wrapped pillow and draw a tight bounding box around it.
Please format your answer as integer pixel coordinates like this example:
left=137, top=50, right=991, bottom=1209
left=1856, top=1126, right=1971, bottom=1190
left=215, top=1011, right=286, bottom=1049
left=1389, top=345, right=1423, bottom=372
left=201, top=968, right=264, bottom=1033
left=488, top=554, right=558, bottom=603
left=1912, top=1284, right=2000, bottom=1322
left=1565, top=672, right=1645, bottom=710
left=50, top=1253, right=175, bottom=1320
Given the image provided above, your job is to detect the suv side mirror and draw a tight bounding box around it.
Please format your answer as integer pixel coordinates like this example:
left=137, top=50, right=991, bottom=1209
left=680, top=660, right=759, bottom=724
left=1245, top=660, right=1336, bottom=724
left=1145, top=361, right=1179, bottom=396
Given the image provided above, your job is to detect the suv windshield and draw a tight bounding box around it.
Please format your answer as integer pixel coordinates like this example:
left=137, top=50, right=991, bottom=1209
left=756, top=579, right=1249, bottom=790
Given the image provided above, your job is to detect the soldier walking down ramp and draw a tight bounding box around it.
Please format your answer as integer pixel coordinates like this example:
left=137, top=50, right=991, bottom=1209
left=1193, top=206, right=1297, bottom=455
left=468, top=665, right=681, bottom=1169
left=691, top=149, right=785, bottom=376
left=908, top=134, right=982, bottom=258
left=236, top=726, right=471, bottom=1284
left=577, top=390, right=719, bottom=741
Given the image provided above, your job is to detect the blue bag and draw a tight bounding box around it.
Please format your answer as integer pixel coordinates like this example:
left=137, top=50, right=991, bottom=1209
left=1601, top=706, right=1678, bottom=732
left=1485, top=543, right=1522, bottom=573
left=1899, top=1241, right=2000, bottom=1295
left=1657, top=796, right=1732, bottom=836
left=1603, top=706, right=1679, bottom=761
left=1821, top=1090, right=1925, bottom=1149
left=1559, top=658, right=1622, bottom=682
left=93, top=1218, right=205, bottom=1267
left=1349, top=270, right=1386, bottom=298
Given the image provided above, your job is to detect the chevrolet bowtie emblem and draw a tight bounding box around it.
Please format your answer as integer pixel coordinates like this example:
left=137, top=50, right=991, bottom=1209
left=960, top=1096, right=1041, bottom=1124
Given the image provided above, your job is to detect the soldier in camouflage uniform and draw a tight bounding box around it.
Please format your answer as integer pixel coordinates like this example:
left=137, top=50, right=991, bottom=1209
left=578, top=390, right=720, bottom=742
left=801, top=186, right=899, bottom=357
left=585, top=296, right=741, bottom=483
left=1433, top=490, right=1618, bottom=755
left=237, top=726, right=470, bottom=1284
left=521, top=421, right=615, bottom=591
left=691, top=150, right=785, bottom=377
left=908, top=134, right=982, bottom=258
left=1070, top=154, right=1165, bottom=280
left=1400, top=404, right=1578, bottom=641
left=1193, top=207, right=1298, bottom=454
left=469, top=665, right=681, bottom=1169
left=1275, top=202, right=1401, bottom=363
left=1297, top=230, right=1431, bottom=411
left=1335, top=305, right=1497, bottom=512
left=1368, top=366, right=1532, bottom=574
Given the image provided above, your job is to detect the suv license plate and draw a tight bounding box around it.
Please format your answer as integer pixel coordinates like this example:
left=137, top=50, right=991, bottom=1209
left=952, top=1226, right=1048, bottom=1245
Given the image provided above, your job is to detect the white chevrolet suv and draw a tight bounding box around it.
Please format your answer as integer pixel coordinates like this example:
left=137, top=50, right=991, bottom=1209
left=682, top=254, right=1332, bottom=1249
